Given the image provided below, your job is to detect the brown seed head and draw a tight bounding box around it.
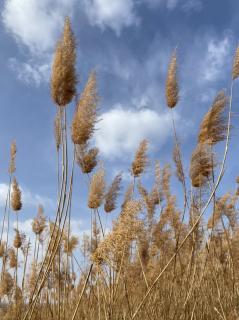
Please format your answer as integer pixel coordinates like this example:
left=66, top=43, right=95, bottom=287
left=32, top=205, right=46, bottom=235
left=0, top=272, right=14, bottom=297
left=233, top=46, right=239, bottom=80
left=11, top=177, right=22, bottom=211
left=51, top=17, right=77, bottom=107
left=63, top=235, right=79, bottom=255
left=121, top=183, right=134, bottom=209
left=104, top=173, right=122, bottom=213
left=190, top=143, right=214, bottom=188
left=13, top=229, right=22, bottom=249
left=88, top=168, right=105, bottom=209
left=76, top=144, right=99, bottom=174
left=166, top=50, right=179, bottom=108
left=198, top=91, right=228, bottom=145
left=8, top=247, right=17, bottom=268
left=92, top=200, right=142, bottom=266
left=9, top=140, right=17, bottom=174
left=72, top=71, right=98, bottom=145
left=132, top=139, right=148, bottom=177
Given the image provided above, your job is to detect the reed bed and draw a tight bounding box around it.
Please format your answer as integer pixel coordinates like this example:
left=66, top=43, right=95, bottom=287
left=1, top=17, right=239, bottom=320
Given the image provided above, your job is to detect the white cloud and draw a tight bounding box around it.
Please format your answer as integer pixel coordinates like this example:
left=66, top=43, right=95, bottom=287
left=201, top=36, right=231, bottom=82
left=84, top=0, right=139, bottom=35
left=0, top=183, right=54, bottom=209
left=94, top=105, right=176, bottom=159
left=2, top=0, right=75, bottom=86
left=145, top=0, right=202, bottom=10
left=9, top=58, right=51, bottom=86
left=2, top=0, right=75, bottom=55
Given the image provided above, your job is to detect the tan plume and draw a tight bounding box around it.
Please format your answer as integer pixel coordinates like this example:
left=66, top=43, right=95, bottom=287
left=166, top=50, right=179, bottom=108
left=88, top=168, right=105, bottom=209
left=72, top=71, right=98, bottom=145
left=104, top=173, right=122, bottom=213
left=132, top=139, right=148, bottom=177
left=198, top=91, right=228, bottom=145
left=51, top=16, right=77, bottom=107
left=232, top=46, right=239, bottom=80
left=11, top=177, right=22, bottom=211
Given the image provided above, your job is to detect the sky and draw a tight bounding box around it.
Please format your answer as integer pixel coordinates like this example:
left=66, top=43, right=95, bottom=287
left=0, top=0, right=239, bottom=242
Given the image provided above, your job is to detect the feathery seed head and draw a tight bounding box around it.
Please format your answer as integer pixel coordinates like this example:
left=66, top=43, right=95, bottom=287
left=9, top=140, right=17, bottom=174
left=72, top=71, right=98, bottom=145
left=190, top=143, right=214, bottom=188
left=13, top=229, right=22, bottom=249
left=166, top=50, right=179, bottom=108
left=51, top=17, right=77, bottom=107
left=198, top=91, right=228, bottom=145
left=76, top=145, right=99, bottom=174
left=233, top=46, right=239, bottom=80
left=11, top=177, right=22, bottom=211
left=0, top=272, right=14, bottom=297
left=32, top=205, right=46, bottom=235
left=8, top=248, right=17, bottom=269
left=88, top=168, right=105, bottom=209
left=132, top=139, right=148, bottom=177
left=104, top=173, right=122, bottom=213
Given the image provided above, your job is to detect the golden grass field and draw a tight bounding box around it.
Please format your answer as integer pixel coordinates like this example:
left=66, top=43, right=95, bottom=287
left=1, top=17, right=239, bottom=320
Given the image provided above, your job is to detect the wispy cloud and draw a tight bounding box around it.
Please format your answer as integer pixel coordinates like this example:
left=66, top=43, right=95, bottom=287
left=9, top=58, right=51, bottom=86
left=2, top=0, right=75, bottom=55
left=201, top=36, right=232, bottom=82
left=94, top=105, right=183, bottom=159
left=144, top=0, right=202, bottom=11
left=2, top=0, right=75, bottom=86
left=83, top=0, right=139, bottom=35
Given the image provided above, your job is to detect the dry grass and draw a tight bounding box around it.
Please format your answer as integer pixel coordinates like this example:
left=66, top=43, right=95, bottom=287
left=1, top=17, right=239, bottom=320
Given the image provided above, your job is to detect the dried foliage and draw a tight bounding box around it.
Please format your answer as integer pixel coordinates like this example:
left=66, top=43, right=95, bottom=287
left=1, top=16, right=239, bottom=320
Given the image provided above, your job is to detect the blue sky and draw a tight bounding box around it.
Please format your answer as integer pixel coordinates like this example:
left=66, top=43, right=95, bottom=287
left=0, top=0, right=239, bottom=239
